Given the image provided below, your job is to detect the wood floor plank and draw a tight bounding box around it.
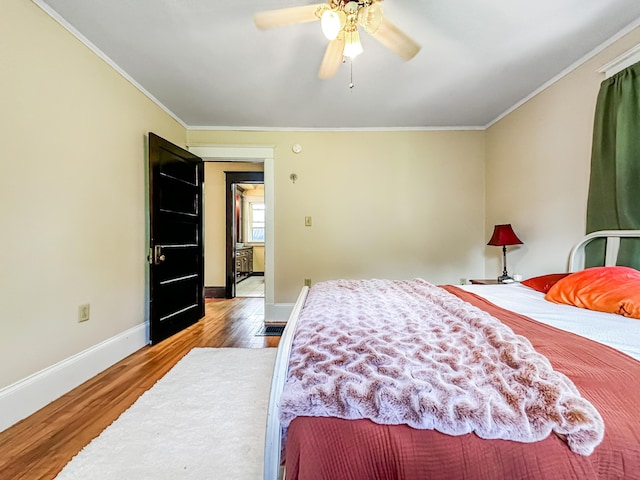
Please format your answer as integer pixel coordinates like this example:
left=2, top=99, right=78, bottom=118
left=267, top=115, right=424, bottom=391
left=0, top=297, right=278, bottom=480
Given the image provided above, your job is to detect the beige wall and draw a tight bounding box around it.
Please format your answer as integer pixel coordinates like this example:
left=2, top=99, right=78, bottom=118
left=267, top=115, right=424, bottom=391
left=252, top=245, right=265, bottom=272
left=189, top=130, right=487, bottom=303
left=0, top=0, right=185, bottom=388
left=485, top=26, right=640, bottom=279
left=203, top=162, right=264, bottom=286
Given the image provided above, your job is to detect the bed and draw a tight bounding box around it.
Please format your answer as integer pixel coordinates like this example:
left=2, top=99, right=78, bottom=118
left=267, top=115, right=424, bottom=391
left=264, top=230, right=640, bottom=480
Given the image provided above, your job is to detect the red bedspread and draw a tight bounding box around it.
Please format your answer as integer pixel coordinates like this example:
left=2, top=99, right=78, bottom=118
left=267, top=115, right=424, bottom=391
left=284, top=286, right=640, bottom=480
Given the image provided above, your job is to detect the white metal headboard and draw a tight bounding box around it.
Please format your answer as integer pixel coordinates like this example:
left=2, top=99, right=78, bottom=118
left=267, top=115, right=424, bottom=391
left=568, top=230, right=640, bottom=272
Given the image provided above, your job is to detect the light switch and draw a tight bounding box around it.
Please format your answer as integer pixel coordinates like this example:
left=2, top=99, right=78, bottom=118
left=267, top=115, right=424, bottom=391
left=305, top=216, right=312, bottom=227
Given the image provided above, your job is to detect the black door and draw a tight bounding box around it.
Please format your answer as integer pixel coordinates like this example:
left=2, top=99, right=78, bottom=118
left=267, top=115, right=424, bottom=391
left=148, top=133, right=204, bottom=344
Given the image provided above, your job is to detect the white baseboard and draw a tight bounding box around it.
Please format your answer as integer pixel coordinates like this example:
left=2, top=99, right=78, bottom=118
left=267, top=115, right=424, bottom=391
left=1, top=303, right=295, bottom=432
left=0, top=323, right=148, bottom=433
left=265, top=303, right=294, bottom=323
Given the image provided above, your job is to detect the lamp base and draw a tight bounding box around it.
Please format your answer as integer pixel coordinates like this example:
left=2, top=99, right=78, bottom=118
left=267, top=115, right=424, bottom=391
left=497, top=274, right=513, bottom=284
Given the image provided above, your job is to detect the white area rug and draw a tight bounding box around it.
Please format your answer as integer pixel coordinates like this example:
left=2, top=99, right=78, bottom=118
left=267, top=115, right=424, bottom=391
left=55, top=348, right=277, bottom=480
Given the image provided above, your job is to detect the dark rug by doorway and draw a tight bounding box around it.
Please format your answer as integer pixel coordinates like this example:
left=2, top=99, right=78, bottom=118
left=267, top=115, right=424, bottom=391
left=256, top=324, right=285, bottom=337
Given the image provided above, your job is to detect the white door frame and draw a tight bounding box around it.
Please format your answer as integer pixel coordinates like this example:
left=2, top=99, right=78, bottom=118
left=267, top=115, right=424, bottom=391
left=188, top=145, right=280, bottom=320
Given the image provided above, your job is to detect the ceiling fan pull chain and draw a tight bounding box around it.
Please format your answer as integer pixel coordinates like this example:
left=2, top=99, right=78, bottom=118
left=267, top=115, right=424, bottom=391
left=349, top=58, right=355, bottom=90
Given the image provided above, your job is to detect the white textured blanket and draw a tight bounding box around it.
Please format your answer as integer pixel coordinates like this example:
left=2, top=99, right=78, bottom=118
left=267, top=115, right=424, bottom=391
left=279, top=279, right=604, bottom=455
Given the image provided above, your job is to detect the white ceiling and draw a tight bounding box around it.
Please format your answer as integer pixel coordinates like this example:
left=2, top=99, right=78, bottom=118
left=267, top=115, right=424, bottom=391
left=35, top=0, right=640, bottom=129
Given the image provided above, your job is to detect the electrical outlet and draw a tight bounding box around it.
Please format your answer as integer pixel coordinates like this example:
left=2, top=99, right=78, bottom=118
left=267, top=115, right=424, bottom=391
left=78, top=304, right=90, bottom=323
left=304, top=278, right=312, bottom=287
left=304, top=216, right=312, bottom=227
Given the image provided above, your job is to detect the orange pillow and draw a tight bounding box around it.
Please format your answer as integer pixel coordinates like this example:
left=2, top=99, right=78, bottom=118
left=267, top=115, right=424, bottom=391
left=545, top=266, right=640, bottom=319
left=521, top=273, right=570, bottom=293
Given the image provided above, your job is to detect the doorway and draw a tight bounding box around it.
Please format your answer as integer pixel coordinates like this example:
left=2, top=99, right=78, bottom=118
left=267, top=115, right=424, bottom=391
left=225, top=172, right=265, bottom=298
left=233, top=183, right=265, bottom=298
left=188, top=145, right=277, bottom=322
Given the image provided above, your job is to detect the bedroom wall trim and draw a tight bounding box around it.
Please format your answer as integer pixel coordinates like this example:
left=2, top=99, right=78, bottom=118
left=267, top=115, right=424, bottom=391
left=0, top=323, right=146, bottom=433
left=486, top=17, right=640, bottom=129
left=31, top=0, right=187, bottom=129
left=265, top=303, right=294, bottom=324
left=31, top=0, right=640, bottom=133
left=204, top=286, right=226, bottom=298
left=186, top=125, right=485, bottom=132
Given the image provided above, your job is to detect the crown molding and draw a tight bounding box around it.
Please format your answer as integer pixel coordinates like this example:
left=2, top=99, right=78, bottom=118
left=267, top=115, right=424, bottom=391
left=186, top=125, right=485, bottom=132
left=31, top=0, right=187, bottom=129
left=485, top=15, right=640, bottom=129
left=30, top=1, right=640, bottom=134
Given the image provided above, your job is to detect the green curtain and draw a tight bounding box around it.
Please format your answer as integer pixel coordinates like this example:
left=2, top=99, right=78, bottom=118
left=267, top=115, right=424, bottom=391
left=586, top=60, right=640, bottom=269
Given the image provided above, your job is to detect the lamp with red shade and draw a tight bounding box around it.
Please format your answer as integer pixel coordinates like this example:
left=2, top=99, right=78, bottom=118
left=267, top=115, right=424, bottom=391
left=487, top=224, right=523, bottom=283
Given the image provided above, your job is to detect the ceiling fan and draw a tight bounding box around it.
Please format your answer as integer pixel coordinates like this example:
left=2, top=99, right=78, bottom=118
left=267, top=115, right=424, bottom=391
left=254, top=0, right=420, bottom=79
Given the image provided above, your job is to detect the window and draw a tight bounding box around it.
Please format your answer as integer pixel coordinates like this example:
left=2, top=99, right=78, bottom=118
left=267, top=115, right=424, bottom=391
left=249, top=202, right=265, bottom=242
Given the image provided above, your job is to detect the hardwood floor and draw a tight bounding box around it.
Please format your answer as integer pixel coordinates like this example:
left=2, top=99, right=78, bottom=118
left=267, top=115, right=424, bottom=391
left=0, top=297, right=279, bottom=480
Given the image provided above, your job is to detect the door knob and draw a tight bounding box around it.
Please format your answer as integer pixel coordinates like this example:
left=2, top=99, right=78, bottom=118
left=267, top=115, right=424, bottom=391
left=154, top=245, right=166, bottom=265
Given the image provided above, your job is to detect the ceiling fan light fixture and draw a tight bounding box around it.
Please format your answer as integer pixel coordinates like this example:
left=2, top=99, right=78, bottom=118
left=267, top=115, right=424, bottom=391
left=343, top=28, right=363, bottom=59
left=321, top=9, right=343, bottom=40
left=358, top=3, right=383, bottom=34
left=254, top=0, right=421, bottom=80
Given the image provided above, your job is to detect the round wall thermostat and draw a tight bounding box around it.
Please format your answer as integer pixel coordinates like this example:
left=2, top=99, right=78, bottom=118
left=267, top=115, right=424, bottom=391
left=292, top=143, right=302, bottom=154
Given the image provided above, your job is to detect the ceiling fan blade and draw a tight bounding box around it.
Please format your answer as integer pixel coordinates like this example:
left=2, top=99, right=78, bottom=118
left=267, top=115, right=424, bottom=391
left=318, top=37, right=345, bottom=79
left=371, top=17, right=420, bottom=61
left=254, top=4, right=322, bottom=30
